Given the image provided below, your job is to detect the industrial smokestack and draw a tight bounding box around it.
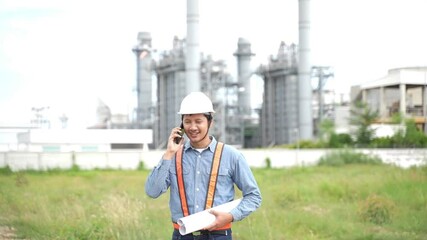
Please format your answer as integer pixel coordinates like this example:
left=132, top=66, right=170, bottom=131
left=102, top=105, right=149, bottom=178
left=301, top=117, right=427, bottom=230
left=234, top=38, right=254, bottom=116
left=132, top=32, right=152, bottom=127
left=186, top=0, right=201, bottom=93
left=298, top=0, right=313, bottom=140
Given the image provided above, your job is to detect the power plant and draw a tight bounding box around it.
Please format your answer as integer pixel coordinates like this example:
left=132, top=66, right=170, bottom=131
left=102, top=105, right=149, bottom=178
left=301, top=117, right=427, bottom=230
left=126, top=0, right=326, bottom=149
left=1, top=0, right=426, bottom=155
left=0, top=0, right=350, bottom=150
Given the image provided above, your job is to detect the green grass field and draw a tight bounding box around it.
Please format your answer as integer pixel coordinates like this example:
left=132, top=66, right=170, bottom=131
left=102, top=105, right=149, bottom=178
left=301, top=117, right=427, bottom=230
left=0, top=165, right=426, bottom=240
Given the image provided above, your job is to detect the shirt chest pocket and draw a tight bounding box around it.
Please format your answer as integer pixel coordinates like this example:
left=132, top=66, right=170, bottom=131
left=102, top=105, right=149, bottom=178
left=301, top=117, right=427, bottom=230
left=169, top=165, right=190, bottom=193
left=203, top=167, right=231, bottom=179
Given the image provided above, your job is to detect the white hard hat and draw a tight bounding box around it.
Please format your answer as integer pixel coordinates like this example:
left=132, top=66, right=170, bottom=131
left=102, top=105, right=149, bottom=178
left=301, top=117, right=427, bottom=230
left=178, top=92, right=215, bottom=114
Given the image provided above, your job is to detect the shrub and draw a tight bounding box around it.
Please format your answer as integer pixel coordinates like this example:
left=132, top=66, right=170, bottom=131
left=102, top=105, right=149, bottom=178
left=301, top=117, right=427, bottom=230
left=0, top=166, right=13, bottom=175
left=277, top=140, right=326, bottom=149
left=298, top=140, right=325, bottom=149
left=15, top=172, right=29, bottom=187
left=265, top=157, right=271, bottom=169
left=137, top=161, right=145, bottom=171
left=318, top=150, right=382, bottom=166
left=371, top=120, right=427, bottom=148
left=70, top=164, right=80, bottom=172
left=328, top=133, right=353, bottom=148
left=370, top=137, right=393, bottom=148
left=359, top=194, right=395, bottom=225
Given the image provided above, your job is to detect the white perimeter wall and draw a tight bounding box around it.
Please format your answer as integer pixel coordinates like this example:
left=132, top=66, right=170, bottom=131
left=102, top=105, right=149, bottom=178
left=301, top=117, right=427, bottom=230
left=0, top=149, right=426, bottom=171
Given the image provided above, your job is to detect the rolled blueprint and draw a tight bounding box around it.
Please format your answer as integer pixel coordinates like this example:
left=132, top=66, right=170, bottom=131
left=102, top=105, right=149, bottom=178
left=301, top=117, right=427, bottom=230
left=177, top=198, right=242, bottom=235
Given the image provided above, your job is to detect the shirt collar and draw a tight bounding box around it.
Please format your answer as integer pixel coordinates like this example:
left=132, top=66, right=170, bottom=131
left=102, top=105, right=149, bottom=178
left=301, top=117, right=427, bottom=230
left=184, top=136, right=217, bottom=153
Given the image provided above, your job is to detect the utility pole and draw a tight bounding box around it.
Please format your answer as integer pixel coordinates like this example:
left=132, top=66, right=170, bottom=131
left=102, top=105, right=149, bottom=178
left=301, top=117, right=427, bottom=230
left=312, top=66, right=334, bottom=123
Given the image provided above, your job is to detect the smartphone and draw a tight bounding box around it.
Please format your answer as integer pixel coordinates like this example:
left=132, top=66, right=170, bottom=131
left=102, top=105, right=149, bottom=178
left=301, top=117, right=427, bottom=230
left=174, top=123, right=184, bottom=144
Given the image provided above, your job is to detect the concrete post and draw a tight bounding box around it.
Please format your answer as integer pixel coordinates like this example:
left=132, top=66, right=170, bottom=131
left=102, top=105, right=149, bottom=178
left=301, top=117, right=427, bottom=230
left=400, top=83, right=406, bottom=118
left=424, top=85, right=427, bottom=133
left=380, top=87, right=386, bottom=119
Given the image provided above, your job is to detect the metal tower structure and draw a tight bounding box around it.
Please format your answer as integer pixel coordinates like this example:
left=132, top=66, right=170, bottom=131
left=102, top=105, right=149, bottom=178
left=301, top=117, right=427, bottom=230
left=258, top=42, right=299, bottom=146
left=233, top=38, right=257, bottom=147
left=234, top=38, right=254, bottom=117
left=154, top=36, right=236, bottom=149
left=132, top=32, right=154, bottom=129
left=312, top=66, right=334, bottom=126
left=154, top=36, right=187, bottom=148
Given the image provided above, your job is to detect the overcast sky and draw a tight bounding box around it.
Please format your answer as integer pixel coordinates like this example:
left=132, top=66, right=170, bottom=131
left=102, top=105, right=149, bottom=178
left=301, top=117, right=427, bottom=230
left=1, top=0, right=426, bottom=128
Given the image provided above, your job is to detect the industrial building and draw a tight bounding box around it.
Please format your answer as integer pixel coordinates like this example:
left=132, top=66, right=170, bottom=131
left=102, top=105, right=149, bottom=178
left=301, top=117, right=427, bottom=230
left=16, top=129, right=152, bottom=152
left=257, top=42, right=299, bottom=146
left=351, top=67, right=427, bottom=133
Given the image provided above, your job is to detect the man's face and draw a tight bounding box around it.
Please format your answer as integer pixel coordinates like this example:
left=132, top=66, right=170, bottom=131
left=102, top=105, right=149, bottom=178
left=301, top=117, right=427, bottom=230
left=182, top=114, right=210, bottom=144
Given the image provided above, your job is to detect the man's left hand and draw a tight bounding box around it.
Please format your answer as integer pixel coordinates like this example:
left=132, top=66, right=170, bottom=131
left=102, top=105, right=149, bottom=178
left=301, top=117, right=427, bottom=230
left=204, top=210, right=233, bottom=231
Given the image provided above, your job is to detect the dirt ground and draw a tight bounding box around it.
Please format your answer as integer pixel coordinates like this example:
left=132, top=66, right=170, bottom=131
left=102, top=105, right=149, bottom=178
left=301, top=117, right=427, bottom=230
left=0, top=226, right=17, bottom=240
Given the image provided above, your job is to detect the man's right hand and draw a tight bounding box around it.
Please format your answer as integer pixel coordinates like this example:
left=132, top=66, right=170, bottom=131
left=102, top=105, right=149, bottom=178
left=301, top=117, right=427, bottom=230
left=163, top=127, right=184, bottom=160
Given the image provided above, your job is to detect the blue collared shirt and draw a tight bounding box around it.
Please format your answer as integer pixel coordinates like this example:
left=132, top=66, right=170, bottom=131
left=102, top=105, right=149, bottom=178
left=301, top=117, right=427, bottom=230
left=145, top=137, right=262, bottom=223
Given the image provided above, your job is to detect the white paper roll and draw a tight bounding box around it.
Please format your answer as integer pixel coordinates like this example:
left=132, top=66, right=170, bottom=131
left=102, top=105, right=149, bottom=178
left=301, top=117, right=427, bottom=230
left=177, top=198, right=242, bottom=235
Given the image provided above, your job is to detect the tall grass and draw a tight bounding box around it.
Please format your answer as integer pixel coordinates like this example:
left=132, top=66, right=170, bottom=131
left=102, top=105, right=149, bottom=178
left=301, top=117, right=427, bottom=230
left=0, top=165, right=426, bottom=239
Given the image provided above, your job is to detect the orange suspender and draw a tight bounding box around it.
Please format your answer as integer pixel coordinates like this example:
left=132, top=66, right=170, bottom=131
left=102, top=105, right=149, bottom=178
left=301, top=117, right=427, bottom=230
left=205, top=142, right=224, bottom=209
left=175, top=146, right=189, bottom=216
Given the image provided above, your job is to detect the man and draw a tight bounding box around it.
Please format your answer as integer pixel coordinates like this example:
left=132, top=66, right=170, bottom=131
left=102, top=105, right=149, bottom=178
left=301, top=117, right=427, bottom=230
left=145, top=92, right=262, bottom=240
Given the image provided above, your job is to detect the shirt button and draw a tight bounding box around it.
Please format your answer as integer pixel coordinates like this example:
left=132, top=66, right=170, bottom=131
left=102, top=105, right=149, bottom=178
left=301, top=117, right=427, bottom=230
left=198, top=155, right=201, bottom=158
left=196, top=205, right=199, bottom=209
left=196, top=188, right=199, bottom=191
left=197, top=171, right=200, bottom=174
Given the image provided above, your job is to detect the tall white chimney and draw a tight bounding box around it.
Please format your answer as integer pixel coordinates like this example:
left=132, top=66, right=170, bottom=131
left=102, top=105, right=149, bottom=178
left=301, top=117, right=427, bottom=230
left=186, top=0, right=201, bottom=93
left=298, top=0, right=313, bottom=140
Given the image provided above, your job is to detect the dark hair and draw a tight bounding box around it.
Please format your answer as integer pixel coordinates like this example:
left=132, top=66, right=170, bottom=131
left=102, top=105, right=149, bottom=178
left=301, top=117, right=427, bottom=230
left=205, top=113, right=213, bottom=122
left=181, top=113, right=213, bottom=122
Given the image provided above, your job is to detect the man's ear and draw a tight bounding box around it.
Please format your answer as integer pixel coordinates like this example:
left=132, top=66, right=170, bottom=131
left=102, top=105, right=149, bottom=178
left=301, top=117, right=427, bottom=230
left=206, top=114, right=213, bottom=122
left=208, top=118, right=214, bottom=128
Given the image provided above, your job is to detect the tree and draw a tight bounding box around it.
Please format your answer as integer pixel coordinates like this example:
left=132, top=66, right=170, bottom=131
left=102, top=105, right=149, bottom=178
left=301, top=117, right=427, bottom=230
left=393, top=119, right=427, bottom=148
left=318, top=119, right=335, bottom=143
left=349, top=101, right=379, bottom=146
